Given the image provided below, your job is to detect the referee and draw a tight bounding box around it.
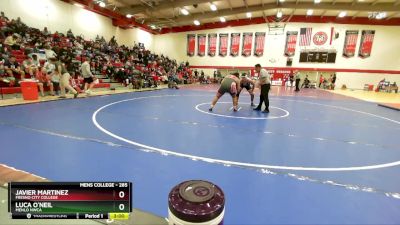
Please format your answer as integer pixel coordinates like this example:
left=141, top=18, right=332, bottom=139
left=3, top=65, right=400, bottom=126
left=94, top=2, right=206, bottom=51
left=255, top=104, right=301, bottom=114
left=253, top=64, right=271, bottom=113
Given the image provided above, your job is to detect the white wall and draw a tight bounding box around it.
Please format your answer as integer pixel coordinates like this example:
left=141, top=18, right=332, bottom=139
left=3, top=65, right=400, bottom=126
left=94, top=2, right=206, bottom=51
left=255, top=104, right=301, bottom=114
left=115, top=27, right=154, bottom=51
left=154, top=23, right=400, bottom=89
left=0, top=0, right=153, bottom=50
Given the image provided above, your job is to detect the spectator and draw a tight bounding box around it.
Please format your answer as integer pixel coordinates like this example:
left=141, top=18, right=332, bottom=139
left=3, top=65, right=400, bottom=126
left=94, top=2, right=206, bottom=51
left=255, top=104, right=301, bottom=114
left=302, top=75, right=310, bottom=88
left=22, top=56, right=39, bottom=79
left=319, top=75, right=325, bottom=88
left=35, top=69, right=55, bottom=96
left=4, top=33, right=20, bottom=50
left=294, top=70, right=300, bottom=92
left=66, top=29, right=74, bottom=39
left=44, top=44, right=57, bottom=60
left=4, top=55, right=25, bottom=83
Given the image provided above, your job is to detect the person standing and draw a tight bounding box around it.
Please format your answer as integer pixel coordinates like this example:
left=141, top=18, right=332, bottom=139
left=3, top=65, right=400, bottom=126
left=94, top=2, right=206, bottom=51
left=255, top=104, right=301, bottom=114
left=331, top=73, right=337, bottom=90
left=295, top=70, right=301, bottom=92
left=81, top=58, right=95, bottom=95
left=253, top=64, right=271, bottom=113
left=54, top=58, right=78, bottom=98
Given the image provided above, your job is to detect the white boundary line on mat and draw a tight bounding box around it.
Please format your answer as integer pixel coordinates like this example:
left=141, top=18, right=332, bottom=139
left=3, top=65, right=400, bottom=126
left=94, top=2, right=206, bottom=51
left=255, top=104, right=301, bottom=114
left=92, top=95, right=400, bottom=171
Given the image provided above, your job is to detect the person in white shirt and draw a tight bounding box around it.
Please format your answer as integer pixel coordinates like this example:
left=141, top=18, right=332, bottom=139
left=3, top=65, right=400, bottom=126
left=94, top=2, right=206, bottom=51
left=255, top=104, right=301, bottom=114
left=253, top=64, right=271, bottom=113
left=81, top=59, right=95, bottom=95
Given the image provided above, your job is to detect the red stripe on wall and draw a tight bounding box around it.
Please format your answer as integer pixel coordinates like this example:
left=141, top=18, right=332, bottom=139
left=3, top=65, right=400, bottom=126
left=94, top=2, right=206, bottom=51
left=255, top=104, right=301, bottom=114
left=190, top=66, right=400, bottom=74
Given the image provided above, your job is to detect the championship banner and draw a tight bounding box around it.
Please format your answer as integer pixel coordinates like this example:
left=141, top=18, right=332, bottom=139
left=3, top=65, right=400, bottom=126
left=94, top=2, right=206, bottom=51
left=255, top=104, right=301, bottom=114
left=208, top=33, right=217, bottom=57
left=230, top=33, right=241, bottom=57
left=254, top=32, right=266, bottom=57
left=219, top=33, right=228, bottom=57
left=187, top=34, right=196, bottom=56
left=343, top=30, right=359, bottom=57
left=197, top=34, right=206, bottom=57
left=284, top=31, right=298, bottom=57
left=241, top=32, right=253, bottom=57
left=359, top=30, right=375, bottom=58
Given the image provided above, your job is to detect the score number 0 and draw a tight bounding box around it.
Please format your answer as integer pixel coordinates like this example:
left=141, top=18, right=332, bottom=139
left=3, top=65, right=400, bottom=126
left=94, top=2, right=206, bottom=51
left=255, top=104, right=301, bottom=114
left=118, top=190, right=126, bottom=211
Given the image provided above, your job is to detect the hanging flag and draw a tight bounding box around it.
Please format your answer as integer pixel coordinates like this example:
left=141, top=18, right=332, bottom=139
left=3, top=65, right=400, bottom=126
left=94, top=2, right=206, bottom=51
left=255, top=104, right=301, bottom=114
left=343, top=30, right=359, bottom=57
left=299, top=27, right=312, bottom=46
left=197, top=34, right=206, bottom=57
left=208, top=33, right=217, bottom=57
left=254, top=32, right=266, bottom=57
left=359, top=30, right=375, bottom=58
left=284, top=31, right=298, bottom=57
left=242, top=32, right=253, bottom=57
left=219, top=33, right=228, bottom=57
left=187, top=34, right=196, bottom=56
left=230, top=33, right=241, bottom=57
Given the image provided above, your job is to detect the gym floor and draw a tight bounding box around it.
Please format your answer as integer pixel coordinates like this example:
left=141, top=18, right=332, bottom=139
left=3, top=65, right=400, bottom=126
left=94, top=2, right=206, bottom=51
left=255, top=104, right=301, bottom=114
left=0, top=85, right=399, bottom=224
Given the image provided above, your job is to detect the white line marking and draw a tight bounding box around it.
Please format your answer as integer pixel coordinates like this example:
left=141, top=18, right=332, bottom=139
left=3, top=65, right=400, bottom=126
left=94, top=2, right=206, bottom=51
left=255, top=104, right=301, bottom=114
left=92, top=95, right=400, bottom=172
left=196, top=102, right=290, bottom=120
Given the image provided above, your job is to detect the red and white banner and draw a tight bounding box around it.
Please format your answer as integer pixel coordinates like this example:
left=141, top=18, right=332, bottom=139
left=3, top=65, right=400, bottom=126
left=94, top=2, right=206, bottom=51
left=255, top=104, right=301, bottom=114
left=359, top=30, right=375, bottom=58
left=208, top=33, right=217, bottom=57
left=219, top=33, right=228, bottom=57
left=241, top=32, right=253, bottom=57
left=343, top=30, right=359, bottom=58
left=284, top=31, right=298, bottom=57
left=197, top=34, right=206, bottom=57
left=187, top=34, right=196, bottom=56
left=230, top=33, right=241, bottom=57
left=254, top=32, right=265, bottom=57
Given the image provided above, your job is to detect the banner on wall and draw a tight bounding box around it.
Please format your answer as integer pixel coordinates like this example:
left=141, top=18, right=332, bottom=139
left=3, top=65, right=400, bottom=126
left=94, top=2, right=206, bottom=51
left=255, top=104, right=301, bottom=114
left=187, top=34, right=196, bottom=56
left=241, top=32, right=253, bottom=57
left=230, top=33, right=241, bottom=57
left=343, top=30, right=359, bottom=58
left=254, top=32, right=266, bottom=57
left=208, top=33, right=217, bottom=56
left=197, top=34, right=206, bottom=57
left=219, top=33, right=228, bottom=57
left=359, top=30, right=375, bottom=58
left=284, top=31, right=298, bottom=57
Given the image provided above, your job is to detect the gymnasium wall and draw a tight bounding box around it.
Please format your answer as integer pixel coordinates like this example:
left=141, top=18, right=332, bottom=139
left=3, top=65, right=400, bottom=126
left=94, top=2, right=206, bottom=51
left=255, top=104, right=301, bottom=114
left=0, top=0, right=154, bottom=50
left=154, top=23, right=400, bottom=89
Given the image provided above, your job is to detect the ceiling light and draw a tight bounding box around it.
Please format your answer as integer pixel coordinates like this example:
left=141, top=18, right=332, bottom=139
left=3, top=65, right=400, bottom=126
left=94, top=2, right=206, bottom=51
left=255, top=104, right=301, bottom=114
left=210, top=4, right=217, bottom=11
left=338, top=11, right=347, bottom=17
left=181, top=8, right=189, bottom=15
left=194, top=20, right=200, bottom=25
left=375, top=12, right=387, bottom=19
left=126, top=14, right=132, bottom=18
left=74, top=3, right=83, bottom=8
left=277, top=11, right=283, bottom=18
left=220, top=17, right=226, bottom=22
left=246, top=12, right=252, bottom=18
left=307, top=9, right=313, bottom=16
left=314, top=0, right=321, bottom=3
left=99, top=2, right=106, bottom=7
left=279, top=0, right=285, bottom=2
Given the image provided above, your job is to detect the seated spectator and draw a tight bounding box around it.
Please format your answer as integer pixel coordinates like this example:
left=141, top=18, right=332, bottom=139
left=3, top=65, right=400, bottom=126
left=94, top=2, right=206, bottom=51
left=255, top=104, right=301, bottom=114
left=4, top=55, right=25, bottom=83
left=390, top=82, right=398, bottom=93
left=35, top=70, right=55, bottom=96
left=4, top=33, right=20, bottom=50
left=22, top=55, right=39, bottom=79
left=44, top=44, right=57, bottom=60
left=302, top=75, right=310, bottom=88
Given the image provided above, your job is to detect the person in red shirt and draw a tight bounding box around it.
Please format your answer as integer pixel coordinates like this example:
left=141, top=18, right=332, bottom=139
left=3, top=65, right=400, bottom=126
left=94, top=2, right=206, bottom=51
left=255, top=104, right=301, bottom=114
left=35, top=71, right=55, bottom=96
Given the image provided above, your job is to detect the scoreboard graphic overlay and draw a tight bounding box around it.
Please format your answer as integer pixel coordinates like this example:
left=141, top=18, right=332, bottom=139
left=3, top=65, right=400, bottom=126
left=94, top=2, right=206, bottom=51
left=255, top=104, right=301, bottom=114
left=8, top=182, right=132, bottom=220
